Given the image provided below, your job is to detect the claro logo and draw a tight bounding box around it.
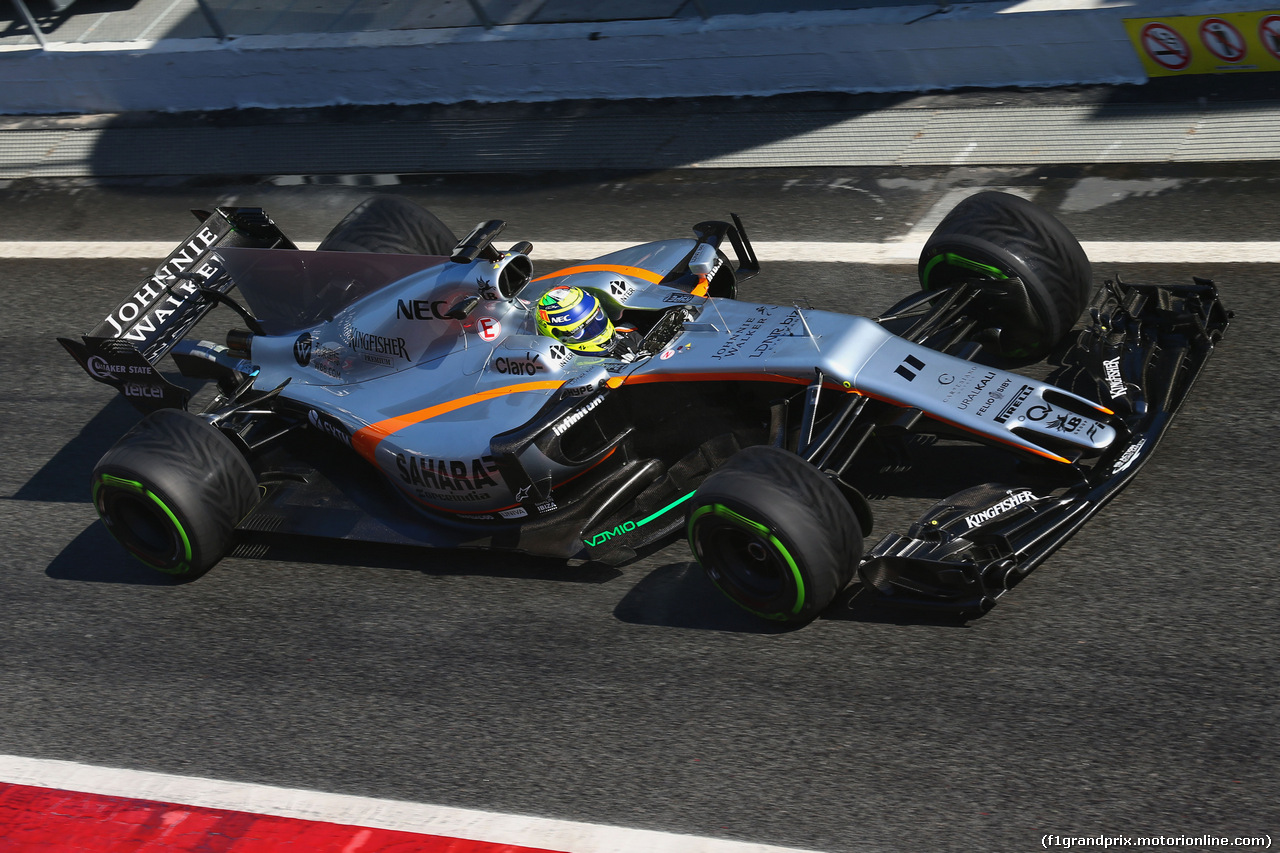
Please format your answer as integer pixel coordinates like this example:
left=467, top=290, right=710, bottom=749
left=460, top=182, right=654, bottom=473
left=494, top=352, right=543, bottom=375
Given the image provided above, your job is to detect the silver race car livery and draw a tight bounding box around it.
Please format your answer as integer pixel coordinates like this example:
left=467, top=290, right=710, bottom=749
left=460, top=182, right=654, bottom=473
left=61, top=193, right=1230, bottom=624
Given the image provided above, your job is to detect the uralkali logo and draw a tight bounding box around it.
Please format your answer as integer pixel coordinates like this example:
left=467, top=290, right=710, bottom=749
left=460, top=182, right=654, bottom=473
left=965, top=490, right=1037, bottom=529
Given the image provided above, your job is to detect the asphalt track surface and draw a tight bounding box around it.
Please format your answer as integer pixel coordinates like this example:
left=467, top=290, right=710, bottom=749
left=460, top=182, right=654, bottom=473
left=1, top=165, right=1278, bottom=852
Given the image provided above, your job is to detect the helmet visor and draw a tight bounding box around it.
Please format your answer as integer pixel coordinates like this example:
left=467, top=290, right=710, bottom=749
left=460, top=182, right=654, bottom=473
left=555, top=304, right=611, bottom=344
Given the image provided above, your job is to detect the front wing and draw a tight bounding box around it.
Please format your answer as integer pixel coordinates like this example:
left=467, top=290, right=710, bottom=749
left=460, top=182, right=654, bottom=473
left=858, top=276, right=1230, bottom=616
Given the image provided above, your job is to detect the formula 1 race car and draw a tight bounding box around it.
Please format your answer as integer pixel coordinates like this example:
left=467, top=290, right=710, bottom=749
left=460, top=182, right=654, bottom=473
left=60, top=192, right=1230, bottom=624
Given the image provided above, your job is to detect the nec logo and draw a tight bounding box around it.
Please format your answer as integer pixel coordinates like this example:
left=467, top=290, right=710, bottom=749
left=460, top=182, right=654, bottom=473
left=396, top=299, right=452, bottom=320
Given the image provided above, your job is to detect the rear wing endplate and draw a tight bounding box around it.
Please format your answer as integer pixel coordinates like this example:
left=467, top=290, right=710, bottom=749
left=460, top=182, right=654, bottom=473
left=58, top=207, right=294, bottom=413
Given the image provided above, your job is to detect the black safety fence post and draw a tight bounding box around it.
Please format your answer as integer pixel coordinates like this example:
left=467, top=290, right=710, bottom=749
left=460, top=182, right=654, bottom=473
left=193, top=0, right=229, bottom=40
left=464, top=0, right=494, bottom=29
left=10, top=0, right=47, bottom=48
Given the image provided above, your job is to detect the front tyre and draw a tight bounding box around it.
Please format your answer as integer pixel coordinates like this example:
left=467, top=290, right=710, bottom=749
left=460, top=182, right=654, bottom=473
left=92, top=409, right=259, bottom=579
left=687, top=445, right=863, bottom=625
left=317, top=196, right=457, bottom=256
left=918, top=191, right=1092, bottom=359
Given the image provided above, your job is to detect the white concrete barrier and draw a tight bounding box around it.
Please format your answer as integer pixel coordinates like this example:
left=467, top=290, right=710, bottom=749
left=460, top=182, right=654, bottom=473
left=0, top=1, right=1238, bottom=115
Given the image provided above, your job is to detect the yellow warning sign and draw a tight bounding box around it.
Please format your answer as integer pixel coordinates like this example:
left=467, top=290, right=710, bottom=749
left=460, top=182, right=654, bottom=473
left=1125, top=10, right=1280, bottom=76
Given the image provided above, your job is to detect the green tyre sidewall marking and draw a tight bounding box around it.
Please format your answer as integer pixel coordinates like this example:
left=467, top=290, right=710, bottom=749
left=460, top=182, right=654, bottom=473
left=93, top=473, right=194, bottom=574
left=922, top=251, right=1010, bottom=290
left=688, top=503, right=806, bottom=620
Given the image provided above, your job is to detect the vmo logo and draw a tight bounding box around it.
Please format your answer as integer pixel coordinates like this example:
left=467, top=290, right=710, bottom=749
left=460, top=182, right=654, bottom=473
left=583, top=520, right=636, bottom=548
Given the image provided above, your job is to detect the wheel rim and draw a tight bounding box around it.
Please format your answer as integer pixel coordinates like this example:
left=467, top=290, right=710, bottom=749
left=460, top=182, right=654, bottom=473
left=709, top=525, right=788, bottom=598
left=94, top=475, right=192, bottom=574
left=688, top=503, right=805, bottom=619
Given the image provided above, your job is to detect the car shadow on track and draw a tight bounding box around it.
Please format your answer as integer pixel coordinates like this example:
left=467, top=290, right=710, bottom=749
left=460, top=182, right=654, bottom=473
left=822, top=584, right=972, bottom=628
left=613, top=560, right=972, bottom=633
left=45, top=520, right=185, bottom=586
left=47, top=523, right=626, bottom=586
left=613, top=559, right=789, bottom=634
left=229, top=533, right=624, bottom=585
left=13, top=397, right=141, bottom=504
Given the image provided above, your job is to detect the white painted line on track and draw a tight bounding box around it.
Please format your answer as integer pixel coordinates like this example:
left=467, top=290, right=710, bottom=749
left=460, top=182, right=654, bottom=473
left=3, top=241, right=1280, bottom=264
left=0, top=754, right=824, bottom=853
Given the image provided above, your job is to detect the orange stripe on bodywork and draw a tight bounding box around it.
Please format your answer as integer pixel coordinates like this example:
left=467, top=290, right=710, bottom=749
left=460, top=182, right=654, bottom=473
left=608, top=372, right=849, bottom=389
left=532, top=264, right=665, bottom=284
left=352, top=380, right=564, bottom=463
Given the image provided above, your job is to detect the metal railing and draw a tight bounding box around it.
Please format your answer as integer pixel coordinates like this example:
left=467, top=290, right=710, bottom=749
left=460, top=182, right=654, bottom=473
left=4, top=0, right=954, bottom=48
left=6, top=0, right=695, bottom=47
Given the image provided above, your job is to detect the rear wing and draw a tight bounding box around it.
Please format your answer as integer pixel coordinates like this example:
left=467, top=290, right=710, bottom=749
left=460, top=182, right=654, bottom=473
left=59, top=207, right=294, bottom=412
left=656, top=215, right=761, bottom=299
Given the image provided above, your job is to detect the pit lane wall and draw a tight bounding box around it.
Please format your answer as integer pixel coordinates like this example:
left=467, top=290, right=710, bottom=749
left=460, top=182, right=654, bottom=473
left=0, top=0, right=1260, bottom=114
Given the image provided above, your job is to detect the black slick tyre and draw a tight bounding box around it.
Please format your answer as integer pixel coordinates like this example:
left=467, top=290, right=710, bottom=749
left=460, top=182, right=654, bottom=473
left=686, top=445, right=864, bottom=625
left=918, top=191, right=1093, bottom=359
left=91, top=409, right=258, bottom=579
left=317, top=196, right=457, bottom=255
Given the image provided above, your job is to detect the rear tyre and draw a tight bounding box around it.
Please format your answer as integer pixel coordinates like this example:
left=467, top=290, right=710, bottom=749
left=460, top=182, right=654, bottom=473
left=317, top=196, right=458, bottom=255
left=918, top=191, right=1092, bottom=359
left=686, top=445, right=863, bottom=625
left=92, top=410, right=258, bottom=580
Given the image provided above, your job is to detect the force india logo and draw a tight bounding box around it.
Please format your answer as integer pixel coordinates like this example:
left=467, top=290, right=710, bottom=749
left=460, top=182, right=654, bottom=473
left=965, top=490, right=1037, bottom=529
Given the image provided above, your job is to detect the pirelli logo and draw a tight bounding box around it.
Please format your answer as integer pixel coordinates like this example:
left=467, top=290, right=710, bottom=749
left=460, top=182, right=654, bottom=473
left=895, top=354, right=927, bottom=382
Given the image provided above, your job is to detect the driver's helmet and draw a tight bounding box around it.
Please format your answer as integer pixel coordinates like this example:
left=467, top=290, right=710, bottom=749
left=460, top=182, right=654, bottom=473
left=535, top=285, right=615, bottom=354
